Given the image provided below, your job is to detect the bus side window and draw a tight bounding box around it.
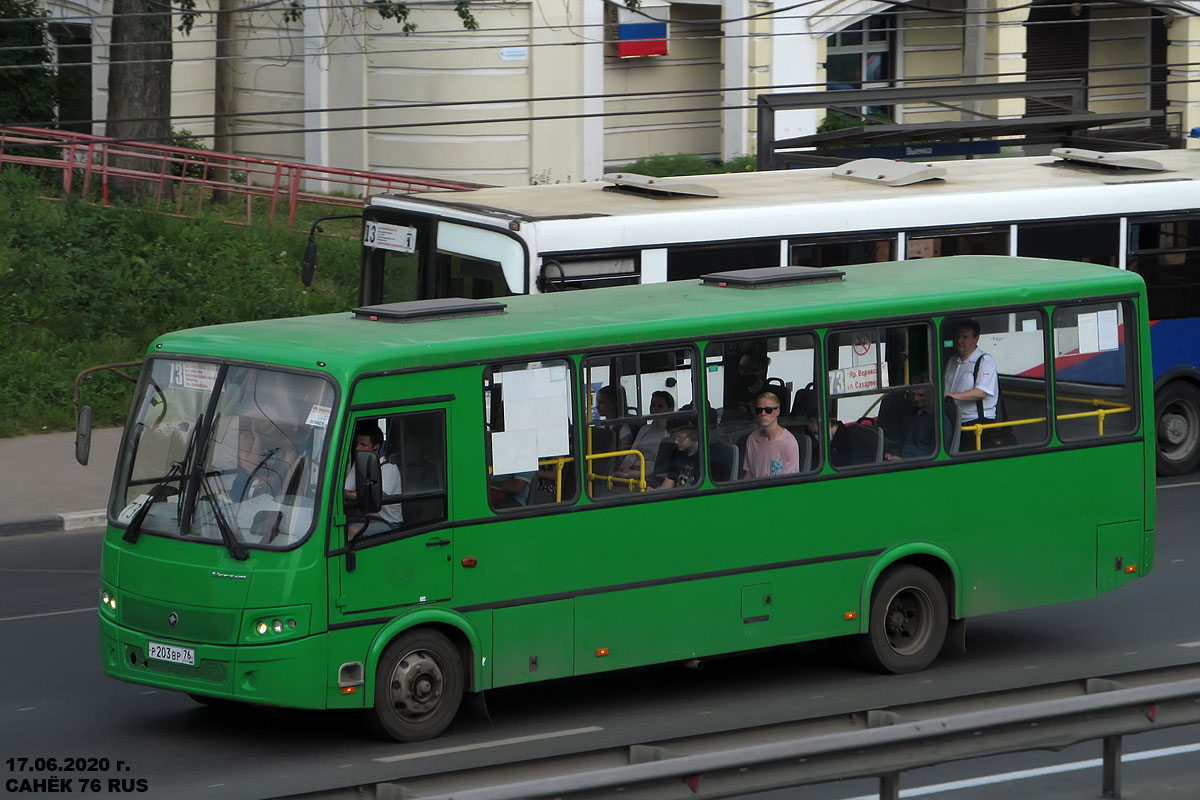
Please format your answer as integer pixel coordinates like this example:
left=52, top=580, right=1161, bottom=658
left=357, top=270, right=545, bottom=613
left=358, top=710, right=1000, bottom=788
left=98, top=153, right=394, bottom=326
left=1052, top=301, right=1138, bottom=443
left=344, top=411, right=448, bottom=537
left=941, top=311, right=1048, bottom=454
left=582, top=347, right=700, bottom=496
left=705, top=332, right=819, bottom=481
left=825, top=322, right=934, bottom=468
left=484, top=359, right=577, bottom=511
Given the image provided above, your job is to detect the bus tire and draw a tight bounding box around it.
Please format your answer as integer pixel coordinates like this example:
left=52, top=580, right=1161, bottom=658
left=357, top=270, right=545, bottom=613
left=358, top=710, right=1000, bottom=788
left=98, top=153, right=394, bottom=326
left=368, top=628, right=463, bottom=742
left=1155, top=381, right=1200, bottom=475
left=858, top=565, right=947, bottom=674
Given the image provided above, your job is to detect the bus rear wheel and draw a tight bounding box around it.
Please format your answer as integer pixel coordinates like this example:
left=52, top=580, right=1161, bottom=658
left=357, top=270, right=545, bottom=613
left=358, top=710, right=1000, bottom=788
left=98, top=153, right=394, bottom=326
left=1156, top=381, right=1200, bottom=475
left=858, top=565, right=947, bottom=674
left=369, top=629, right=463, bottom=742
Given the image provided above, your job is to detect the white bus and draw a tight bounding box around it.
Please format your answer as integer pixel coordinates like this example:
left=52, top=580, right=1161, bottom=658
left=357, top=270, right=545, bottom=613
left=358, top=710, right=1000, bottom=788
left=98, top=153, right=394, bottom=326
left=354, top=148, right=1200, bottom=474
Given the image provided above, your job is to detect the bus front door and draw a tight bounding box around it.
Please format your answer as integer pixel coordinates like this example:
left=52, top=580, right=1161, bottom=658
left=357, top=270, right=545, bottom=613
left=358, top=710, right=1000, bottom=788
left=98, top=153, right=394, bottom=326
left=334, top=407, right=452, bottom=616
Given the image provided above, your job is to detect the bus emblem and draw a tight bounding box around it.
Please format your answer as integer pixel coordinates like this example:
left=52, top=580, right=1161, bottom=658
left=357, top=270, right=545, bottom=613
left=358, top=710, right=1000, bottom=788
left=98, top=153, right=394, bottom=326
left=168, top=612, right=179, bottom=628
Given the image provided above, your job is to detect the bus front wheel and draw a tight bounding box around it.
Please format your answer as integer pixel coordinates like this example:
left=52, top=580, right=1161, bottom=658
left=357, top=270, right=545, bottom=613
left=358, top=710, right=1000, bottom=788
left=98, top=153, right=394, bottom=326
left=1156, top=381, right=1200, bottom=475
left=369, top=629, right=464, bottom=742
left=859, top=565, right=947, bottom=674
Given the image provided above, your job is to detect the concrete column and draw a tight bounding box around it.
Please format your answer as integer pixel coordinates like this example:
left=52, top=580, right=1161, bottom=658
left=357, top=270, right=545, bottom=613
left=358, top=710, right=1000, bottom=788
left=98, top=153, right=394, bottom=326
left=1167, top=13, right=1200, bottom=148
left=302, top=4, right=329, bottom=175
left=981, top=0, right=1029, bottom=119
left=530, top=0, right=586, bottom=183
left=581, top=0, right=605, bottom=180
left=723, top=0, right=751, bottom=159
left=768, top=2, right=821, bottom=142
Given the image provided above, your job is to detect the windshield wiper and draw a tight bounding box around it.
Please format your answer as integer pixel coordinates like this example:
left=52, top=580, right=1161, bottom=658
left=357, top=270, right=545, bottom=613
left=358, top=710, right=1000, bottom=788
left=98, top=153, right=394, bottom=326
left=200, top=474, right=249, bottom=561
left=122, top=472, right=180, bottom=544
left=122, top=418, right=192, bottom=544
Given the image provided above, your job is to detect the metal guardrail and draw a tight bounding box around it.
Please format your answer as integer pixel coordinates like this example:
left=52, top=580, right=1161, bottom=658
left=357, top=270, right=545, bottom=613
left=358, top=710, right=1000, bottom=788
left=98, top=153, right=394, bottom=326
left=291, top=667, right=1200, bottom=800
left=0, top=126, right=485, bottom=230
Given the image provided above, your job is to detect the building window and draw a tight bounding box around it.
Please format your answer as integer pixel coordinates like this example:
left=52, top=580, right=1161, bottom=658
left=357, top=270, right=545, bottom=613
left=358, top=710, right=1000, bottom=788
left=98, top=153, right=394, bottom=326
left=825, top=16, right=893, bottom=122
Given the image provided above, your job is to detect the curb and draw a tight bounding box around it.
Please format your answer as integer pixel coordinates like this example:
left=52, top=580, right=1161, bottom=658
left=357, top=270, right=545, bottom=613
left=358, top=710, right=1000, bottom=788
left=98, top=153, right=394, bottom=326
left=0, top=509, right=107, bottom=536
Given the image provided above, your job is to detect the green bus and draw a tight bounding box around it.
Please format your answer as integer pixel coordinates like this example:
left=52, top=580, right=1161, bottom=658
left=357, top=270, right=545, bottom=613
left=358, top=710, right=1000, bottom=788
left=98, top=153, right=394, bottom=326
left=92, top=256, right=1154, bottom=741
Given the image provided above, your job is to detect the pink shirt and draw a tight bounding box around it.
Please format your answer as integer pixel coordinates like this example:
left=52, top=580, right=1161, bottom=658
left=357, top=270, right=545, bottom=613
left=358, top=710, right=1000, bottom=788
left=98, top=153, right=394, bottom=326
left=744, top=429, right=801, bottom=478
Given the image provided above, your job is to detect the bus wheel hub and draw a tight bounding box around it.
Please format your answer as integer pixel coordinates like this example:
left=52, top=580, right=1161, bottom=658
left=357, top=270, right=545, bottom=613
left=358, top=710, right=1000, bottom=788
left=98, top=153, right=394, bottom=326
left=1162, top=412, right=1188, bottom=445
left=392, top=651, right=443, bottom=716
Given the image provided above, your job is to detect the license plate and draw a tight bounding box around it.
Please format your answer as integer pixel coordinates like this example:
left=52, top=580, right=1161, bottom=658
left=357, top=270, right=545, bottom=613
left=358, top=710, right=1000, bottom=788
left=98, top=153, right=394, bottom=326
left=147, top=641, right=195, bottom=666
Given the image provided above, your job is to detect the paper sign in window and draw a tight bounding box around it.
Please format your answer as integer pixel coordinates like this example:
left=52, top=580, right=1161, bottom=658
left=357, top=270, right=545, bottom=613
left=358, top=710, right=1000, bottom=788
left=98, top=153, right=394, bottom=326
left=1097, top=308, right=1119, bottom=352
left=491, top=428, right=539, bottom=474
left=1078, top=312, right=1100, bottom=355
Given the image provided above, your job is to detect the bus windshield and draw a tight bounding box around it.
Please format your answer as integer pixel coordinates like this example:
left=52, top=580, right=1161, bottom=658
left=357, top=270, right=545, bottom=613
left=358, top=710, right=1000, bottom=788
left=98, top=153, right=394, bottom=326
left=110, top=359, right=335, bottom=550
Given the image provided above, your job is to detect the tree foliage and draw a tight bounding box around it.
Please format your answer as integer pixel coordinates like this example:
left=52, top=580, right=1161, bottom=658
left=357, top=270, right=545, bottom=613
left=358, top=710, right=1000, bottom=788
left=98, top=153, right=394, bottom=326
left=0, top=0, right=58, bottom=125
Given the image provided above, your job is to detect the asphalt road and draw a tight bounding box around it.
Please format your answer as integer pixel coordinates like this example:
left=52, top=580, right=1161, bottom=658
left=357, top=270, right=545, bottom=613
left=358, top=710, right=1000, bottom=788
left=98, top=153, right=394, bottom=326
left=2, top=480, right=1200, bottom=799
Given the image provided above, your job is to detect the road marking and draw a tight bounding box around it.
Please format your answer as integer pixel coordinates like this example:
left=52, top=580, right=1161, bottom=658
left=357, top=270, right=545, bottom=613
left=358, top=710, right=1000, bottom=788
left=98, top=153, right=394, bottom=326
left=375, top=726, right=604, bottom=763
left=1159, top=480, right=1200, bottom=490
left=0, top=607, right=93, bottom=622
left=18, top=707, right=34, bottom=711
left=1177, top=641, right=1200, bottom=648
left=839, top=742, right=1200, bottom=798
left=0, top=568, right=100, bottom=574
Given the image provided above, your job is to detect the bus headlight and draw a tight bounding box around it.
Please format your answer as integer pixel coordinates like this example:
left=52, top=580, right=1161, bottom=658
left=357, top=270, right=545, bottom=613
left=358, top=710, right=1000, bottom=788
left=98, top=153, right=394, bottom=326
left=99, top=587, right=118, bottom=615
left=243, top=605, right=310, bottom=643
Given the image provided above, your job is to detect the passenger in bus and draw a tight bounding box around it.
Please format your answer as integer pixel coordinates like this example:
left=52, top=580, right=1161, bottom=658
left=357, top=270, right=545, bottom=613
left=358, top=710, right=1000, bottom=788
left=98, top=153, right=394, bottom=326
left=652, top=420, right=701, bottom=490
left=884, top=382, right=936, bottom=461
left=743, top=391, right=801, bottom=478
left=944, top=319, right=999, bottom=451
left=595, top=385, right=634, bottom=452
left=616, top=390, right=674, bottom=480
left=344, top=422, right=403, bottom=537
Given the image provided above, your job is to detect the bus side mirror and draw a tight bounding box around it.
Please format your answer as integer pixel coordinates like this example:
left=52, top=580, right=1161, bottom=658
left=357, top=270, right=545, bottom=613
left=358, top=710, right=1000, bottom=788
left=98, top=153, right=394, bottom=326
left=75, top=405, right=93, bottom=466
left=301, top=235, right=318, bottom=286
left=354, top=450, right=382, bottom=515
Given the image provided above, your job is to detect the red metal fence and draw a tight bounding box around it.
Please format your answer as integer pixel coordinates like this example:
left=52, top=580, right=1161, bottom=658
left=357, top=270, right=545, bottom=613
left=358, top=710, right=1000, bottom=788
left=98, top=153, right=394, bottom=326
left=0, top=126, right=483, bottom=228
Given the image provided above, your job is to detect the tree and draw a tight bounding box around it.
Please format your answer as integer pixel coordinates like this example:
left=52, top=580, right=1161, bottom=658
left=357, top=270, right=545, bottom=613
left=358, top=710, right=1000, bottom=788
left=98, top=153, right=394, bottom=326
left=106, top=0, right=172, bottom=199
left=0, top=0, right=58, bottom=125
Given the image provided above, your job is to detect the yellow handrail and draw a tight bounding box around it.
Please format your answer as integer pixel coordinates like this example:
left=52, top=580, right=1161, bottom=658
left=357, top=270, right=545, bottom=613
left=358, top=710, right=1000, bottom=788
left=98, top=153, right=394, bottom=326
left=585, top=449, right=648, bottom=493
left=960, top=404, right=1132, bottom=448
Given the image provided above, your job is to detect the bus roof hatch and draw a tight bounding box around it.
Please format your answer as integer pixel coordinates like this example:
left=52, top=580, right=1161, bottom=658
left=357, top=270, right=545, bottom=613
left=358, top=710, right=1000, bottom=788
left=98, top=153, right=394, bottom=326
left=353, top=297, right=508, bottom=323
left=1049, top=148, right=1166, bottom=172
left=601, top=172, right=720, bottom=198
left=831, top=158, right=948, bottom=187
left=701, top=266, right=846, bottom=289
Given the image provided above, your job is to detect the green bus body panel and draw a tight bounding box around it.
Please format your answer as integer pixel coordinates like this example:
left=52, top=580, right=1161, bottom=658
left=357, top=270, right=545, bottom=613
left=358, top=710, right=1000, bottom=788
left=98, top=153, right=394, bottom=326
left=99, top=256, right=1153, bottom=711
left=493, top=600, right=574, bottom=685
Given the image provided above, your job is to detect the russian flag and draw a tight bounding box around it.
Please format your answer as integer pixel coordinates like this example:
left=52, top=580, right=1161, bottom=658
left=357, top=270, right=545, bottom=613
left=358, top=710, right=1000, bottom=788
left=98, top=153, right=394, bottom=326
left=616, top=2, right=668, bottom=58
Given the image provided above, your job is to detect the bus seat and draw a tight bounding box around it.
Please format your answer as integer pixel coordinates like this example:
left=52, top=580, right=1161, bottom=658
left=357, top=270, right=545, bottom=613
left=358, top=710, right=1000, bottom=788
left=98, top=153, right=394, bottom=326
left=709, top=442, right=740, bottom=482
left=587, top=426, right=618, bottom=476
left=878, top=392, right=912, bottom=451
left=832, top=423, right=884, bottom=467
left=791, top=383, right=818, bottom=420
left=791, top=428, right=813, bottom=473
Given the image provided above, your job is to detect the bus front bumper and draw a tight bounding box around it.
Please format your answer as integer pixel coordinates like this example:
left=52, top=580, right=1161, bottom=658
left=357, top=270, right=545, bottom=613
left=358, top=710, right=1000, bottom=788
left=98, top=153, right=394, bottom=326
left=98, top=613, right=327, bottom=709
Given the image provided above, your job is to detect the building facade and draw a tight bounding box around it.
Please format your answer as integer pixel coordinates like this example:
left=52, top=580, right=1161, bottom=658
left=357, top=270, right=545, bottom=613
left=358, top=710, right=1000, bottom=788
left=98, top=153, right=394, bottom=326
left=42, top=0, right=1200, bottom=187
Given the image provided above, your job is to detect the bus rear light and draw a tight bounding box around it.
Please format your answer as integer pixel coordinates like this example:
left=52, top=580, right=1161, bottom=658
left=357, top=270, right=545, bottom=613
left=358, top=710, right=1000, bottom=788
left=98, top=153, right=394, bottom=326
left=595, top=648, right=610, bottom=657
left=1125, top=565, right=1138, bottom=573
left=844, top=612, right=857, bottom=620
left=341, top=686, right=357, bottom=694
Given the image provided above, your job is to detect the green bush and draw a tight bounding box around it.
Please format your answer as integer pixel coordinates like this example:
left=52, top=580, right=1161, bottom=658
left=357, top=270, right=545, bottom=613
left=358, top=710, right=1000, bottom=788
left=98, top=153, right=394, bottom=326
left=0, top=169, right=360, bottom=436
left=614, top=153, right=757, bottom=177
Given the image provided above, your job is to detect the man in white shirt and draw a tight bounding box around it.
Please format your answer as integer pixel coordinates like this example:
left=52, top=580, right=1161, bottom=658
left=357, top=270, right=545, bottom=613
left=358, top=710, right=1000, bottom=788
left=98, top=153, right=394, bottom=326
left=944, top=319, right=998, bottom=451
left=344, top=423, right=403, bottom=536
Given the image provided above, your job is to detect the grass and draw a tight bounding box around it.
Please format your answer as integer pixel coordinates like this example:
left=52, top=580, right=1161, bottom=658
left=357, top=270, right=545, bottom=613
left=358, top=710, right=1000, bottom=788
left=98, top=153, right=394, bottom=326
left=0, top=168, right=362, bottom=437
